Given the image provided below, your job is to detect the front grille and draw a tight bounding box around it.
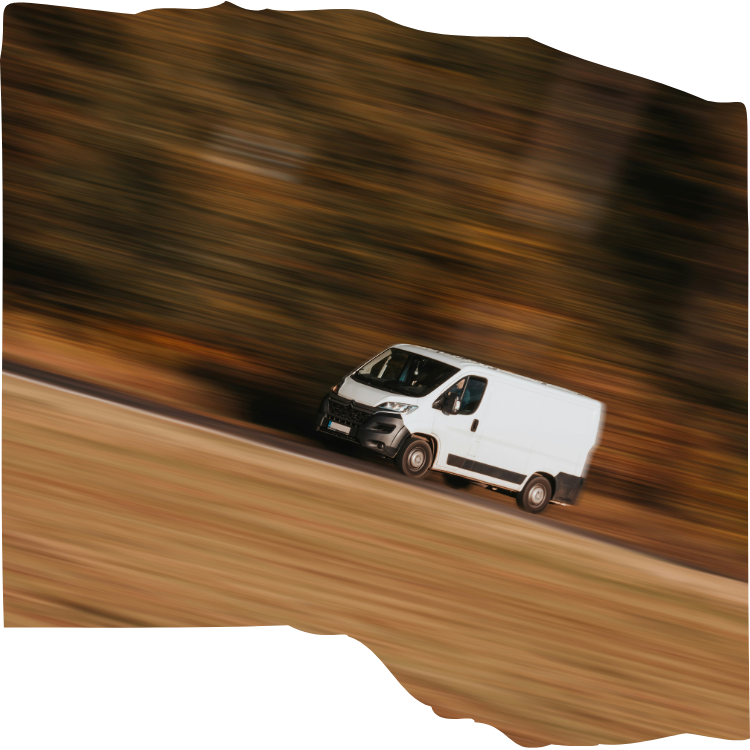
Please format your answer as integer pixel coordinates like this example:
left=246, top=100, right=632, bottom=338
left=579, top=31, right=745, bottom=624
left=327, top=395, right=375, bottom=428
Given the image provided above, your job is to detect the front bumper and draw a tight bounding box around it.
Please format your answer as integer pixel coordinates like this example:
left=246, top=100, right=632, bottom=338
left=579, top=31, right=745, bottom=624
left=315, top=393, right=411, bottom=458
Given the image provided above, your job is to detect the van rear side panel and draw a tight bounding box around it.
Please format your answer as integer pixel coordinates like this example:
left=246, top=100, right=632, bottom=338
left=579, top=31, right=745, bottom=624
left=530, top=394, right=600, bottom=477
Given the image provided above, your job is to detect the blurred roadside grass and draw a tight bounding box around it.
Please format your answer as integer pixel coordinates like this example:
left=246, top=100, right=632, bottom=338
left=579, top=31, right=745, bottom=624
left=3, top=375, right=747, bottom=747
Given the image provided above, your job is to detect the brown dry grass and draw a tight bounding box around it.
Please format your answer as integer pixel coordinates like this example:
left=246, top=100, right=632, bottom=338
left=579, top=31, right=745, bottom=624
left=3, top=374, right=748, bottom=746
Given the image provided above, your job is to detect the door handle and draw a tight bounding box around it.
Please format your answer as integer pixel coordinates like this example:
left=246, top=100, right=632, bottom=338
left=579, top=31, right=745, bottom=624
left=471, top=419, right=479, bottom=432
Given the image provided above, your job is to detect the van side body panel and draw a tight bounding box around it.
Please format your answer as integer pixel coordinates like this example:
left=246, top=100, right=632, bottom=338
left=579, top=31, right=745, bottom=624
left=438, top=373, right=602, bottom=504
left=472, top=375, right=544, bottom=480
left=529, top=391, right=600, bottom=477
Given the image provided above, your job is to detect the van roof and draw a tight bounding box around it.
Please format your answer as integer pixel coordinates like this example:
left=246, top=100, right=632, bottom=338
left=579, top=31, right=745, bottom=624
left=394, top=343, right=595, bottom=402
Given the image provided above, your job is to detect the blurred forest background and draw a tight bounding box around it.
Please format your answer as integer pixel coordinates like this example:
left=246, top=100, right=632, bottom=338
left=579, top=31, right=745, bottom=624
left=2, top=4, right=747, bottom=570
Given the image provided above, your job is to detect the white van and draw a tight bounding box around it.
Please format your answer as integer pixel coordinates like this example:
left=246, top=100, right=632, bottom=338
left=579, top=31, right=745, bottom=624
left=315, top=344, right=604, bottom=513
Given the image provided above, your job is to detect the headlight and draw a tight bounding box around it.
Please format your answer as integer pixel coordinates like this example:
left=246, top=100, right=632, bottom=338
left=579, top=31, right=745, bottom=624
left=378, top=402, right=418, bottom=414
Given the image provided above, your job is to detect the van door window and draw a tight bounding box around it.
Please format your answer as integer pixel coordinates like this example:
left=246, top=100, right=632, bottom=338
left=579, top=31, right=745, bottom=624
left=458, top=377, right=487, bottom=415
left=444, top=378, right=466, bottom=401
left=434, top=376, right=487, bottom=414
left=433, top=377, right=464, bottom=409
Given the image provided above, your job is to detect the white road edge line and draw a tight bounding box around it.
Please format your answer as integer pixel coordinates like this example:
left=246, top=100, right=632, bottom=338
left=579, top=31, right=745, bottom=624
left=4, top=369, right=734, bottom=579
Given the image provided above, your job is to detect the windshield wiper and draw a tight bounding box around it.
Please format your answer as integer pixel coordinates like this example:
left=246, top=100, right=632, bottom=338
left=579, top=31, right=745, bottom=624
left=379, top=384, right=408, bottom=395
left=379, top=381, right=413, bottom=396
left=352, top=373, right=401, bottom=394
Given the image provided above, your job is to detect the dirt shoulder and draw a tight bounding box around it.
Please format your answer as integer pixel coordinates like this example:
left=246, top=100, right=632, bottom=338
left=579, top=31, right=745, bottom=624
left=3, top=374, right=747, bottom=746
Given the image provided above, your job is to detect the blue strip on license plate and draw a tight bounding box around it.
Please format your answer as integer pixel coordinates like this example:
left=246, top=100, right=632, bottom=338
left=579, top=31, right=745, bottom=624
left=327, top=420, right=351, bottom=435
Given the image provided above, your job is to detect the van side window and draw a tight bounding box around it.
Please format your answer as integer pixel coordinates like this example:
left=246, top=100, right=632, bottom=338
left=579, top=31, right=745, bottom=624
left=458, top=377, right=487, bottom=415
left=433, top=377, right=465, bottom=409
left=445, top=378, right=466, bottom=400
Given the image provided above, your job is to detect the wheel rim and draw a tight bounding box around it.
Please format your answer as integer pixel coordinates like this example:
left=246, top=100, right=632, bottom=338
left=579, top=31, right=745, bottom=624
left=528, top=483, right=547, bottom=507
left=408, top=448, right=426, bottom=470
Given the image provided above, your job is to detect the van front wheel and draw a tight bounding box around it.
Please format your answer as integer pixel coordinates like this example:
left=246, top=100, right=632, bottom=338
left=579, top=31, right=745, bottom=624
left=516, top=475, right=552, bottom=513
left=396, top=438, right=433, bottom=479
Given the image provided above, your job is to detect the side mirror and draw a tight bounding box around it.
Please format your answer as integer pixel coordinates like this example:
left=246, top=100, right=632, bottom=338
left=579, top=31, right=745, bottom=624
left=443, top=395, right=460, bottom=415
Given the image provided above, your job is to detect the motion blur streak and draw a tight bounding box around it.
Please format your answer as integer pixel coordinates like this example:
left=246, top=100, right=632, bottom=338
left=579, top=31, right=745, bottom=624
left=2, top=5, right=746, bottom=556
left=3, top=376, right=747, bottom=746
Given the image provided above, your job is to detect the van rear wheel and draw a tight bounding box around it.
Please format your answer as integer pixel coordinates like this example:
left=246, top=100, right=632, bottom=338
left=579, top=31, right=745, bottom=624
left=396, top=437, right=433, bottom=479
left=517, top=475, right=552, bottom=513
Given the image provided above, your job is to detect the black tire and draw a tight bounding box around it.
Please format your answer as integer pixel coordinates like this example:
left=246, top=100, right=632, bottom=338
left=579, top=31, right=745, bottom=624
left=396, top=437, right=433, bottom=479
left=516, top=474, right=552, bottom=513
left=443, top=473, right=471, bottom=489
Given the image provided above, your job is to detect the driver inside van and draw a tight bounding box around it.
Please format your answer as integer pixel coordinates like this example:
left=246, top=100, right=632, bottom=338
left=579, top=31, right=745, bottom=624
left=444, top=378, right=466, bottom=403
left=440, top=377, right=486, bottom=414
left=460, top=377, right=486, bottom=414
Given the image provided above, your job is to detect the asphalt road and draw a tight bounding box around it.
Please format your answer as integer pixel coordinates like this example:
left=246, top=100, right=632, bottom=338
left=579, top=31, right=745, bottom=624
left=1, top=357, right=736, bottom=580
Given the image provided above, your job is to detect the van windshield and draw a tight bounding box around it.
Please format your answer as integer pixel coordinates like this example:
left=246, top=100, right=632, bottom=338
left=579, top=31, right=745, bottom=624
left=352, top=348, right=459, bottom=397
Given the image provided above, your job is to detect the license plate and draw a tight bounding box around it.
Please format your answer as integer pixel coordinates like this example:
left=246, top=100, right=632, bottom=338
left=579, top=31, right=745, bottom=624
left=328, top=420, right=351, bottom=435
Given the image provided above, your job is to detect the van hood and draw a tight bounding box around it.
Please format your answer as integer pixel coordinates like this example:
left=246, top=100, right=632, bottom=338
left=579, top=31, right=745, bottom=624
left=337, top=378, right=418, bottom=408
